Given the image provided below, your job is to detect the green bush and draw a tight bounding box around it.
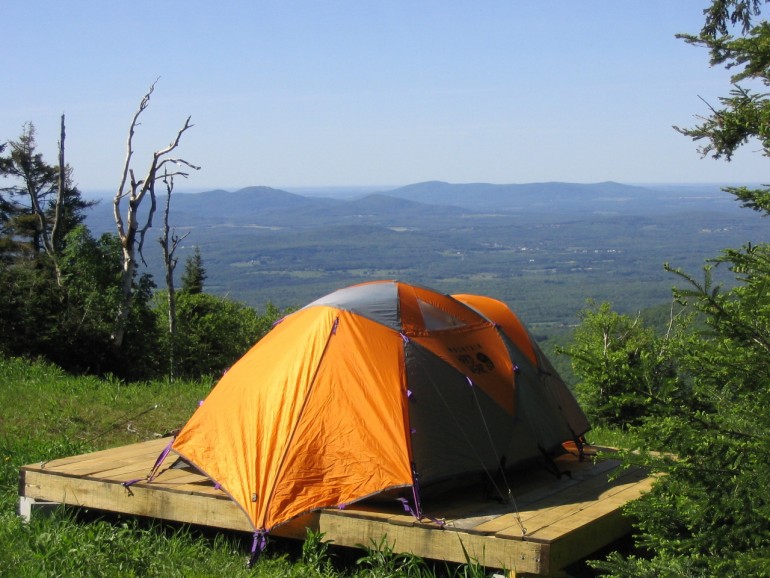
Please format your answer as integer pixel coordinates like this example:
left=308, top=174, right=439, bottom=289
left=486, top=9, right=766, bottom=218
left=160, top=293, right=285, bottom=379
left=559, top=301, right=679, bottom=428
left=564, top=247, right=770, bottom=576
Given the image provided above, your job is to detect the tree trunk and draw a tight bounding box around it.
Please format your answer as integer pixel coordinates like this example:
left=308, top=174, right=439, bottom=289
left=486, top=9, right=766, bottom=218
left=159, top=176, right=188, bottom=380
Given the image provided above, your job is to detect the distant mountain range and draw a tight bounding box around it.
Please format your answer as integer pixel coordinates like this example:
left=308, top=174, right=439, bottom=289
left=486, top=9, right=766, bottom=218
left=86, top=180, right=742, bottom=234
left=380, top=180, right=745, bottom=215
left=87, top=185, right=465, bottom=233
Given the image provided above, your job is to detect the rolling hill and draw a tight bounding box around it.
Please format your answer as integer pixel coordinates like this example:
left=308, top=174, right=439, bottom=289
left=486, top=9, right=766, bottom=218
left=84, top=181, right=767, bottom=337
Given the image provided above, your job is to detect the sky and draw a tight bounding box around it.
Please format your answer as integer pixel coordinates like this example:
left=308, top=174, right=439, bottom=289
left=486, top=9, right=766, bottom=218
left=3, top=1, right=767, bottom=194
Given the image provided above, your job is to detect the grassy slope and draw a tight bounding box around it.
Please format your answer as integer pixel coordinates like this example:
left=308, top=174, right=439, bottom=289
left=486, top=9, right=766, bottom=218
left=0, top=358, right=265, bottom=577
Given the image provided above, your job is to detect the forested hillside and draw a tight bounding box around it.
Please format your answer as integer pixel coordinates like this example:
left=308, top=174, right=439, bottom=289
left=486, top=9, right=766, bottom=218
left=84, top=181, right=768, bottom=337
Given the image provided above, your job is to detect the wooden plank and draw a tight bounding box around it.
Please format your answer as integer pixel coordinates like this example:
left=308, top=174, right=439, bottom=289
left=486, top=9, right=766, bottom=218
left=540, top=477, right=657, bottom=570
left=514, top=469, right=649, bottom=540
left=531, top=476, right=656, bottom=542
left=33, top=438, right=168, bottom=470
left=496, top=472, right=644, bottom=541
left=20, top=468, right=253, bottom=532
left=405, top=455, right=619, bottom=533
left=417, top=471, right=557, bottom=526
left=512, top=460, right=626, bottom=510
left=324, top=504, right=419, bottom=527
left=149, top=469, right=212, bottom=486
left=165, top=482, right=226, bottom=496
left=19, top=467, right=545, bottom=574
left=26, top=441, right=200, bottom=487
left=546, top=507, right=633, bottom=571
left=419, top=489, right=511, bottom=523
left=435, top=501, right=522, bottom=533
left=41, top=451, right=162, bottom=477
left=314, top=511, right=551, bottom=576
left=466, top=486, right=598, bottom=537
left=484, top=466, right=648, bottom=539
left=66, top=462, right=159, bottom=481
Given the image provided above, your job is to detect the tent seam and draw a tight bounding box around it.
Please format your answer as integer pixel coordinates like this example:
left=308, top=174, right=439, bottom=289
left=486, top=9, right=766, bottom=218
left=257, top=314, right=340, bottom=531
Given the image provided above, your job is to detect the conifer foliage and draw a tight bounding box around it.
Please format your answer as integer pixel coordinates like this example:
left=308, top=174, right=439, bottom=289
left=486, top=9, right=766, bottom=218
left=564, top=2, right=770, bottom=574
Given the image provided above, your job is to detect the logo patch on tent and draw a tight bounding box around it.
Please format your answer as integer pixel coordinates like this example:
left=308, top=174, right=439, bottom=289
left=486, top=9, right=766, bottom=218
left=449, top=344, right=496, bottom=375
left=457, top=352, right=495, bottom=374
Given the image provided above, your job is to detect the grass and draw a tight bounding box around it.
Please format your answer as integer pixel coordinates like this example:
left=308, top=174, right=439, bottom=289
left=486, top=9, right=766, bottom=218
left=583, top=425, right=635, bottom=450
left=0, top=357, right=501, bottom=577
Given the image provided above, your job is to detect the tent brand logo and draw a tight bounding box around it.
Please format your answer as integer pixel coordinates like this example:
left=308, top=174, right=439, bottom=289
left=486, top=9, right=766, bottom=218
left=457, top=352, right=495, bottom=374
left=449, top=343, right=495, bottom=375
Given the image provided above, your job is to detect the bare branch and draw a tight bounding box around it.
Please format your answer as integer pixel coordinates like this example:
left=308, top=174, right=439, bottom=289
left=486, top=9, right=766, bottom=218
left=155, top=116, right=194, bottom=158
left=136, top=179, right=157, bottom=267
left=114, top=80, right=157, bottom=242
left=156, top=157, right=202, bottom=173
left=51, top=115, right=66, bottom=259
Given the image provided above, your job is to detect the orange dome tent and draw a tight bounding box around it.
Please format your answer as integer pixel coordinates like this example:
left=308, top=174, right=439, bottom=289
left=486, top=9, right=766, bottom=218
left=161, top=281, right=589, bottom=549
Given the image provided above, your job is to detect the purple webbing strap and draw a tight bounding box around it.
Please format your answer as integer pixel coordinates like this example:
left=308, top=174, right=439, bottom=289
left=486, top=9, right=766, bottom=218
left=246, top=531, right=267, bottom=568
left=412, top=468, right=445, bottom=527
left=122, top=438, right=174, bottom=490
left=411, top=480, right=423, bottom=519
left=396, top=467, right=446, bottom=528
left=147, top=439, right=174, bottom=481
left=397, top=496, right=418, bottom=518
left=397, top=496, right=446, bottom=528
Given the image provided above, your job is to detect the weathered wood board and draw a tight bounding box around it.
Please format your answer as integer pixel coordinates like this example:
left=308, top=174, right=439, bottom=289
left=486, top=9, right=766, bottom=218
left=19, top=438, right=654, bottom=577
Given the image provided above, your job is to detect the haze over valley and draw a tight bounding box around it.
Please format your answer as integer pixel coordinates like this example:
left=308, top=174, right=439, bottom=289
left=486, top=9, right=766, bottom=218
left=86, top=180, right=767, bottom=338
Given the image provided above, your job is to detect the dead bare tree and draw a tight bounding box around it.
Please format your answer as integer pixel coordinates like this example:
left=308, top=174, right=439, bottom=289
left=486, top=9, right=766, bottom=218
left=158, top=172, right=189, bottom=380
left=112, top=82, right=199, bottom=347
left=29, top=115, right=67, bottom=286
left=49, top=115, right=67, bottom=285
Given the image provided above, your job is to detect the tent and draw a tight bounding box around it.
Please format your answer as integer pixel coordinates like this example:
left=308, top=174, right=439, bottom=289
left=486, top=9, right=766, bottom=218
left=167, top=280, right=590, bottom=539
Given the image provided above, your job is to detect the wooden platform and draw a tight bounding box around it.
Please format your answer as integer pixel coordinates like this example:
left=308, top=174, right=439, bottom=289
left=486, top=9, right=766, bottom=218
left=18, top=438, right=654, bottom=577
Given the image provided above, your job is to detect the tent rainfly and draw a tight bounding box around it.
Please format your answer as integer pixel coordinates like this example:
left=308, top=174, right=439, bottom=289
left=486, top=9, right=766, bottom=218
left=136, top=281, right=590, bottom=559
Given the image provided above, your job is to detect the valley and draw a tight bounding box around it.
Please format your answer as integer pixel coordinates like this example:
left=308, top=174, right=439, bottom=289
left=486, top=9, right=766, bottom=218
left=85, top=181, right=768, bottom=339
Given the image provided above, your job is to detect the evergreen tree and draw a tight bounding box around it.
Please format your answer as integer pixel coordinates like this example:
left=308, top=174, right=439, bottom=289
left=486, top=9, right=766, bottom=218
left=0, top=122, right=94, bottom=261
left=561, top=301, right=678, bottom=429
left=573, top=249, right=770, bottom=576
left=675, top=0, right=770, bottom=216
left=0, top=123, right=57, bottom=257
left=564, top=3, right=770, bottom=574
left=181, top=246, right=206, bottom=294
left=0, top=122, right=112, bottom=372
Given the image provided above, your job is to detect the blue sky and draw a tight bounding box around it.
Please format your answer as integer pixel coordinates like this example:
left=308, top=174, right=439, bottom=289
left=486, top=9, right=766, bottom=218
left=3, top=1, right=766, bottom=193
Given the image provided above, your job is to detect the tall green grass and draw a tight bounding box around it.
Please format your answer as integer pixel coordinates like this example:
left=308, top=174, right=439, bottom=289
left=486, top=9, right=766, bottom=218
left=0, top=358, right=501, bottom=577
